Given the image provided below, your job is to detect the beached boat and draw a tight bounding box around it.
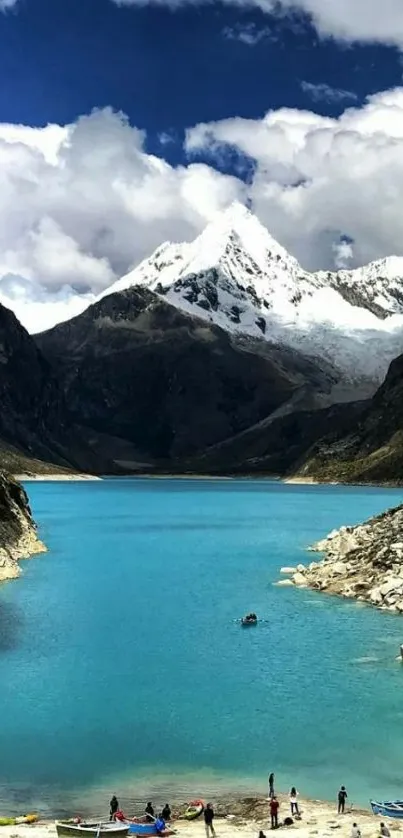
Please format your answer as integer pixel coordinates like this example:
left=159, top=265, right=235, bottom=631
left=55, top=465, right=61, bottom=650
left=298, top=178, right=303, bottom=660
left=0, top=814, right=38, bottom=826
left=370, top=801, right=403, bottom=819
left=125, top=823, right=174, bottom=837
left=56, top=822, right=129, bottom=838
left=183, top=801, right=204, bottom=821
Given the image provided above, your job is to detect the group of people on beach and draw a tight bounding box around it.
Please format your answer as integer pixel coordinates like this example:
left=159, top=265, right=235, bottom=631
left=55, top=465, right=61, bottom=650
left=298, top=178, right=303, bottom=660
left=109, top=794, right=216, bottom=838
left=267, top=776, right=391, bottom=838
left=109, top=780, right=392, bottom=838
left=109, top=796, right=171, bottom=826
left=267, top=773, right=300, bottom=829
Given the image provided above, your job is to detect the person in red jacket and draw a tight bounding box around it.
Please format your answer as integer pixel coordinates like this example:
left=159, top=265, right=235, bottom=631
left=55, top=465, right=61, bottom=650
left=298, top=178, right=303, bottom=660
left=270, top=797, right=279, bottom=829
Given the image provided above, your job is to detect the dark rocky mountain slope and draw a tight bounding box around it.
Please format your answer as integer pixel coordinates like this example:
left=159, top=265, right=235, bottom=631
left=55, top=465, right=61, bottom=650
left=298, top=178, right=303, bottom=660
left=36, top=287, right=337, bottom=472
left=182, top=348, right=403, bottom=484
left=0, top=302, right=104, bottom=475
left=0, top=303, right=76, bottom=470
left=297, top=352, right=403, bottom=484
left=3, top=281, right=403, bottom=483
left=180, top=400, right=367, bottom=477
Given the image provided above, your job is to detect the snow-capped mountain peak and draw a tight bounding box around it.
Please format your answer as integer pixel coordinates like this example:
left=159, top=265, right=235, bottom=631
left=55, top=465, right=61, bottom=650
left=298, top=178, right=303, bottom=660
left=99, top=204, right=403, bottom=393
left=101, top=201, right=315, bottom=314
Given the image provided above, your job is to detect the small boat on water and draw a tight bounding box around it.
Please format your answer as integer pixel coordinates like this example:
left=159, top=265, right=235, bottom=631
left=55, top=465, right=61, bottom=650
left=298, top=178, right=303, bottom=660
left=183, top=801, right=204, bottom=821
left=56, top=822, right=129, bottom=838
left=370, top=801, right=403, bottom=819
left=241, top=613, right=257, bottom=627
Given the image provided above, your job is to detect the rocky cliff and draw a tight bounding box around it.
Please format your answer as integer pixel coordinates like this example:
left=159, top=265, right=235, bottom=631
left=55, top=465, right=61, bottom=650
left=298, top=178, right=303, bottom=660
left=279, top=504, right=403, bottom=613
left=296, top=352, right=403, bottom=484
left=0, top=473, right=46, bottom=581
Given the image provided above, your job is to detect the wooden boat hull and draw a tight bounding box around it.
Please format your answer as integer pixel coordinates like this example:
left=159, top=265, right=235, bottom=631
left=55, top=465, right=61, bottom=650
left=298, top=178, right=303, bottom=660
left=56, top=822, right=129, bottom=838
left=371, top=801, right=403, bottom=819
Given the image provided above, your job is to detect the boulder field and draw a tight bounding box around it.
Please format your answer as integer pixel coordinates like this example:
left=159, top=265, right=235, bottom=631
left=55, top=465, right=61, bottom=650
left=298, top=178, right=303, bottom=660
left=277, top=504, right=403, bottom=613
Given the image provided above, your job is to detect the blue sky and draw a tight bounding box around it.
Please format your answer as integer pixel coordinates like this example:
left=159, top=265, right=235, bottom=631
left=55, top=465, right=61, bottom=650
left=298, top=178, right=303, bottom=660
left=1, top=0, right=403, bottom=332
left=0, top=0, right=402, bottom=163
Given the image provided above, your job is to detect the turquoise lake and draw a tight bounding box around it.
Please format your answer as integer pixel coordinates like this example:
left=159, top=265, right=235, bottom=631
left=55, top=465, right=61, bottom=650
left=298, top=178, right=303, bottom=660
left=1, top=478, right=403, bottom=816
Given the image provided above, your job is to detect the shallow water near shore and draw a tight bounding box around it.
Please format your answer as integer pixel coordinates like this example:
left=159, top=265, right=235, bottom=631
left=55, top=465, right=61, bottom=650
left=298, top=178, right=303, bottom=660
left=1, top=478, right=403, bottom=815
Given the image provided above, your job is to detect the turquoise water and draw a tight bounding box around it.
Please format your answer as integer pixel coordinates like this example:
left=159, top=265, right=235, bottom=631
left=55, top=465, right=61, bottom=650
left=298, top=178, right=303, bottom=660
left=1, top=478, right=403, bottom=816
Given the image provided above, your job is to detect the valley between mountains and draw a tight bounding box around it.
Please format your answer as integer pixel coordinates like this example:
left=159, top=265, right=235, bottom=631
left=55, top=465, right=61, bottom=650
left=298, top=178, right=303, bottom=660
left=2, top=202, right=403, bottom=483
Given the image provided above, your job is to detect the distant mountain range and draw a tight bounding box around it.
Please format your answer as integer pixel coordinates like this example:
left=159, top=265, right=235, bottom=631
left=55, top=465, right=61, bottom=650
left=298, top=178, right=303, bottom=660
left=2, top=202, right=403, bottom=483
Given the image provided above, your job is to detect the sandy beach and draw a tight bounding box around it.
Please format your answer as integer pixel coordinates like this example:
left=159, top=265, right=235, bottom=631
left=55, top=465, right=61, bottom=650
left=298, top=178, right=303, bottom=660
left=0, top=795, right=398, bottom=838
left=14, top=474, right=102, bottom=482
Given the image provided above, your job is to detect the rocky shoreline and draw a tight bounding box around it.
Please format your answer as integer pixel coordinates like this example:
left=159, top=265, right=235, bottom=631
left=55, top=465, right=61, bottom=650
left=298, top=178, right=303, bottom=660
left=0, top=473, right=46, bottom=582
left=277, top=503, right=403, bottom=614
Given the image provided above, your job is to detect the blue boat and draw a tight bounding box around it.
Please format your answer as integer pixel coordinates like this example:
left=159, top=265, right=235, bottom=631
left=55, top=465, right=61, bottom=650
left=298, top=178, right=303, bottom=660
left=122, top=820, right=174, bottom=837
left=370, top=801, right=403, bottom=819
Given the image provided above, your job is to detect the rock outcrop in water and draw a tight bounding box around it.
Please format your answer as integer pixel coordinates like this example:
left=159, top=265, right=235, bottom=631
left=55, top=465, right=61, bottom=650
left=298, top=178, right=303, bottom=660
left=0, top=473, right=46, bottom=581
left=280, top=504, right=403, bottom=613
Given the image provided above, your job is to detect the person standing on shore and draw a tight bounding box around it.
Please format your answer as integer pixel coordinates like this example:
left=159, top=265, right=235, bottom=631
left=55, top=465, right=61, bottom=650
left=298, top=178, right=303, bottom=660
left=204, top=803, right=216, bottom=838
left=268, top=773, right=275, bottom=798
left=289, top=787, right=299, bottom=816
left=338, top=786, right=348, bottom=814
left=270, top=796, right=279, bottom=829
left=110, top=796, right=119, bottom=821
left=161, top=805, right=171, bottom=822
left=145, top=803, right=155, bottom=823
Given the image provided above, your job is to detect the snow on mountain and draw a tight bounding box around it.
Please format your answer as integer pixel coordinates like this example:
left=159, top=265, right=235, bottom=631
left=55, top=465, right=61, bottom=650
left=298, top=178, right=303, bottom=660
left=99, top=203, right=403, bottom=393
left=323, top=256, right=403, bottom=319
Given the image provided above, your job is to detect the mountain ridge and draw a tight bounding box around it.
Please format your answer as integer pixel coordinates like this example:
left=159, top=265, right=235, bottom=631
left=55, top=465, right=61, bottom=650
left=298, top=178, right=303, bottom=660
left=96, top=202, right=403, bottom=396
left=36, top=285, right=338, bottom=470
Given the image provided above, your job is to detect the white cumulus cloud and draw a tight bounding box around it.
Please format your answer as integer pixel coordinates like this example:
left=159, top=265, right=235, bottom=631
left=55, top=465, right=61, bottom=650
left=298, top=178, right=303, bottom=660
left=0, top=107, right=243, bottom=332
left=186, top=87, right=403, bottom=271
left=5, top=91, right=403, bottom=332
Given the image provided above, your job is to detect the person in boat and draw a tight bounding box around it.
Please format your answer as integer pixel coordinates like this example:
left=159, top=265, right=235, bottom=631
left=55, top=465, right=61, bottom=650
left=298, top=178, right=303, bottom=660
left=155, top=818, right=165, bottom=835
left=337, top=786, right=347, bottom=814
left=289, top=787, right=299, bottom=816
left=380, top=824, right=391, bottom=837
left=204, top=803, right=216, bottom=838
left=110, top=796, right=119, bottom=821
left=161, top=805, right=171, bottom=822
left=145, top=803, right=155, bottom=823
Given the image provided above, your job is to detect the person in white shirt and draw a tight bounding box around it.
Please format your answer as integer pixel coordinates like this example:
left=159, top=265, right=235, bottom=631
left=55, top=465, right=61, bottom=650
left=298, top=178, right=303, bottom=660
left=289, top=788, right=299, bottom=816
left=351, top=823, right=361, bottom=838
